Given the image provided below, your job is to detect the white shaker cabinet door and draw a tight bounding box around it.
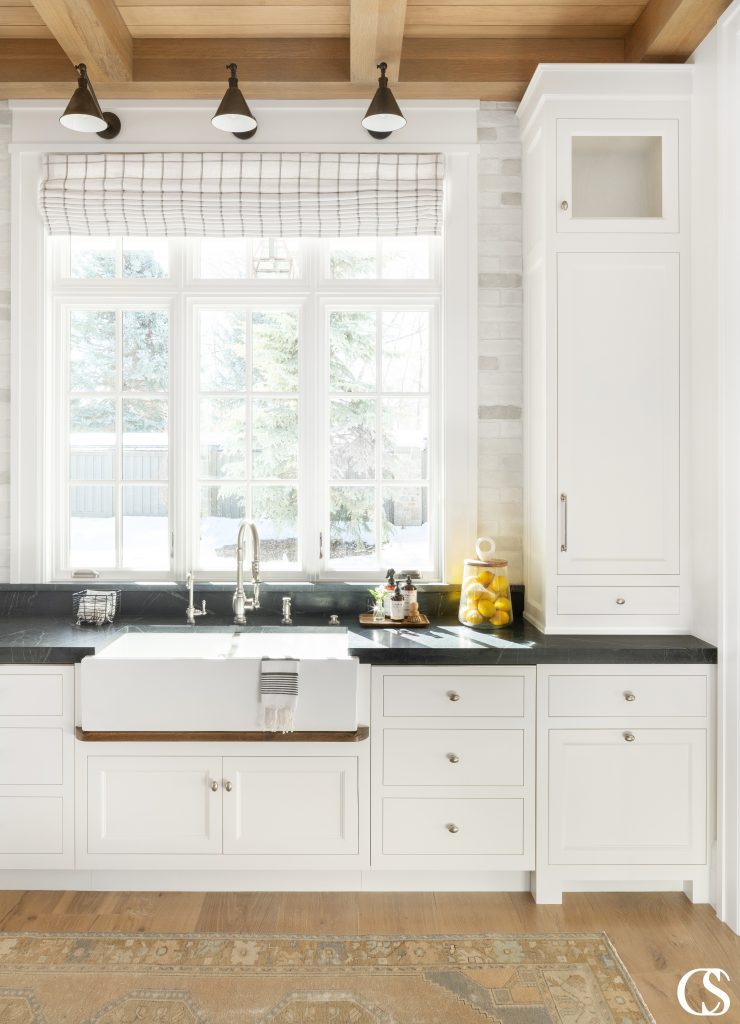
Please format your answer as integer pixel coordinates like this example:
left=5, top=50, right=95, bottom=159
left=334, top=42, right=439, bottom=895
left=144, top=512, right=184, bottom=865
left=222, top=756, right=358, bottom=856
left=548, top=729, right=706, bottom=865
left=86, top=755, right=223, bottom=855
left=557, top=252, right=680, bottom=576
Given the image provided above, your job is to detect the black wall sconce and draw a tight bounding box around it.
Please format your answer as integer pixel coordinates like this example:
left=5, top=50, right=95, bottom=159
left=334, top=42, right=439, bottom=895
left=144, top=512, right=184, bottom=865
left=361, top=62, right=406, bottom=139
left=59, top=63, right=121, bottom=139
left=212, top=63, right=258, bottom=139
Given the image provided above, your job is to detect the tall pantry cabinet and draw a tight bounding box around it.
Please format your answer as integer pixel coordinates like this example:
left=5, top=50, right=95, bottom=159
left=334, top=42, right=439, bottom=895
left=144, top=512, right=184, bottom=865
left=518, top=67, right=693, bottom=634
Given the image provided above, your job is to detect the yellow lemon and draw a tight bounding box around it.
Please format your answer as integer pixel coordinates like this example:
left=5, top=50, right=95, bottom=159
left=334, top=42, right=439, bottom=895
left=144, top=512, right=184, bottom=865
left=465, top=580, right=486, bottom=599
left=476, top=570, right=493, bottom=586
left=490, top=610, right=510, bottom=627
left=464, top=609, right=483, bottom=626
left=477, top=598, right=495, bottom=619
left=494, top=597, right=512, bottom=613
left=491, top=575, right=509, bottom=594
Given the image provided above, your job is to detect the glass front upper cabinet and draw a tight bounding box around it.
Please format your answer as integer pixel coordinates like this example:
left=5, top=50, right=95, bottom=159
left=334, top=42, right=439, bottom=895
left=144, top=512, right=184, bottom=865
left=556, top=119, right=679, bottom=233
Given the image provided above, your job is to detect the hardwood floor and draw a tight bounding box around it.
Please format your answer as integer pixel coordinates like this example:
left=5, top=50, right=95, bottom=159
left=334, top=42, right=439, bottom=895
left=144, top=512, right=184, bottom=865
left=1, top=890, right=738, bottom=1022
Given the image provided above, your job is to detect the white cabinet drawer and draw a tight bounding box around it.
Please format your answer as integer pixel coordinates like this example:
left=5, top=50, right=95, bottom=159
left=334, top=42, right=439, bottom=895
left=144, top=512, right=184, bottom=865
left=382, top=798, right=524, bottom=855
left=383, top=729, right=524, bottom=787
left=382, top=675, right=525, bottom=718
left=548, top=673, right=707, bottom=718
left=223, top=756, right=358, bottom=856
left=548, top=729, right=707, bottom=865
left=0, top=795, right=64, bottom=854
left=0, top=727, right=63, bottom=784
left=557, top=586, right=680, bottom=616
left=0, top=673, right=64, bottom=717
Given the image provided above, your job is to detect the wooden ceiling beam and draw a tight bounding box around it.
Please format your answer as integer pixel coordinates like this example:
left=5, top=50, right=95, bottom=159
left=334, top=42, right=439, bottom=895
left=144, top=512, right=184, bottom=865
left=28, top=0, right=133, bottom=81
left=401, top=35, right=624, bottom=80
left=625, top=0, right=731, bottom=62
left=350, top=0, right=407, bottom=84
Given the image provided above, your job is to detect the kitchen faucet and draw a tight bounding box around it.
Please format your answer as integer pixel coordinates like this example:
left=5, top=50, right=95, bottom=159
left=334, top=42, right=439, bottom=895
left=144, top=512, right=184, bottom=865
left=185, top=571, right=207, bottom=625
left=233, top=519, right=261, bottom=625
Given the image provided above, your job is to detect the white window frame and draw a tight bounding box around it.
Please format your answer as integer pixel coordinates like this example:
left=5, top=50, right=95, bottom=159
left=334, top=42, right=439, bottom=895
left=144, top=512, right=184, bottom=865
left=10, top=112, right=478, bottom=585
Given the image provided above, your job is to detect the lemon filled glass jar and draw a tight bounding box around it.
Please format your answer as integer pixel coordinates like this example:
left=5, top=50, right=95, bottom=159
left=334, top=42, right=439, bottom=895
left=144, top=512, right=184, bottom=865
left=458, top=537, right=513, bottom=629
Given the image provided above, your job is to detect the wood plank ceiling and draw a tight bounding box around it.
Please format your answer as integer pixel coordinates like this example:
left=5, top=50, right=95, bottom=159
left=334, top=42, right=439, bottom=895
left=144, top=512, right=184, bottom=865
left=0, top=0, right=732, bottom=100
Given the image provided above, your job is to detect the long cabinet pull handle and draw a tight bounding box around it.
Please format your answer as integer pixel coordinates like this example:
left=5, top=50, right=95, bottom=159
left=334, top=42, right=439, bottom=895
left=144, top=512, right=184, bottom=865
left=560, top=493, right=568, bottom=552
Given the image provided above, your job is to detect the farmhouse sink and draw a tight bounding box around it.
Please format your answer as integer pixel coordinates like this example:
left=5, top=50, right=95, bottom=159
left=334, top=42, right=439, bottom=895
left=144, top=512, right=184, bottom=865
left=80, top=628, right=358, bottom=733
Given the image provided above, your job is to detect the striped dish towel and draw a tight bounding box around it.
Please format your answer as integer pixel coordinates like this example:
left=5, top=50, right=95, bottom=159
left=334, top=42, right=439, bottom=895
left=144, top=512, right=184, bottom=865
left=259, top=658, right=299, bottom=733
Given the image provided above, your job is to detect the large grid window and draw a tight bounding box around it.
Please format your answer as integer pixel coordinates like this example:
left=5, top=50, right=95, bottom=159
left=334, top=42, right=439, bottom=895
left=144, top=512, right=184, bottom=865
left=50, top=235, right=441, bottom=581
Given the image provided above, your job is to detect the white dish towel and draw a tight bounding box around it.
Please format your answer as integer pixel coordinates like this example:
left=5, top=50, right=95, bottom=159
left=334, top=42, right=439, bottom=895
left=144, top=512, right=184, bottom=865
left=259, top=657, right=299, bottom=732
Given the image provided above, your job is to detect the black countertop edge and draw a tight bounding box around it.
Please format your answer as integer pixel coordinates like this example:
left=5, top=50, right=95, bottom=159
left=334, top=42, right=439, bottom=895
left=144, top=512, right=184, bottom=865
left=0, top=616, right=717, bottom=666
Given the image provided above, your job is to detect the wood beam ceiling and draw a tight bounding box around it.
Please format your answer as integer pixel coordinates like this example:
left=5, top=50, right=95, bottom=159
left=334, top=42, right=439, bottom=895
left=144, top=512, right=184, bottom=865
left=350, top=0, right=407, bottom=84
left=626, top=0, right=731, bottom=61
left=28, top=0, right=133, bottom=81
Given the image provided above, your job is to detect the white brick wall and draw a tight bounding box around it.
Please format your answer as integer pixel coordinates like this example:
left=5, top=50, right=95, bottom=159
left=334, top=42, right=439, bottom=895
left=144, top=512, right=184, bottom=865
left=0, top=101, right=10, bottom=582
left=477, top=101, right=523, bottom=582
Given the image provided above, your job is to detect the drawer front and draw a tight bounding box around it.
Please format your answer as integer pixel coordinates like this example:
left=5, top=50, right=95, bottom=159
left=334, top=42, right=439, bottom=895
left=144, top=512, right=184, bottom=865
left=383, top=729, right=524, bottom=787
left=383, top=675, right=525, bottom=718
left=557, top=586, right=680, bottom=616
left=0, top=673, right=64, bottom=717
left=0, top=795, right=64, bottom=854
left=382, top=798, right=524, bottom=855
left=549, top=673, right=707, bottom=718
left=0, top=728, right=63, bottom=785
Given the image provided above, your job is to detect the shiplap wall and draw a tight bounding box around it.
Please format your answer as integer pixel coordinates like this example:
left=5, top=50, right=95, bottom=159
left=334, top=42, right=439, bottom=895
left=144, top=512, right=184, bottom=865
left=0, top=102, right=10, bottom=582
left=477, top=102, right=523, bottom=581
left=0, top=102, right=524, bottom=585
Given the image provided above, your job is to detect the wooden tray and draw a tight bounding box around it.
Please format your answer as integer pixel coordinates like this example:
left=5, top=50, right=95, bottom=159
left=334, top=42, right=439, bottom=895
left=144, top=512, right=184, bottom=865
left=358, top=613, right=430, bottom=628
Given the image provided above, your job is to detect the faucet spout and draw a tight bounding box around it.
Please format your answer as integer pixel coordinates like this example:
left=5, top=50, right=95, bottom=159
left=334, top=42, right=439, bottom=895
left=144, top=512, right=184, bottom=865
left=233, top=518, right=261, bottom=625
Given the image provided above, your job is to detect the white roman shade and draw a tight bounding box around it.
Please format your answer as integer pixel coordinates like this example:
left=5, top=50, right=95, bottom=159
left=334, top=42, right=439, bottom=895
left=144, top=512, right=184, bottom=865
left=40, top=151, right=445, bottom=237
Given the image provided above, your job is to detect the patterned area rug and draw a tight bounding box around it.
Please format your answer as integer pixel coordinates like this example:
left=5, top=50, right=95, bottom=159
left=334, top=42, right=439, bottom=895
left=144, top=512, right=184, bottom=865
left=0, top=931, right=654, bottom=1023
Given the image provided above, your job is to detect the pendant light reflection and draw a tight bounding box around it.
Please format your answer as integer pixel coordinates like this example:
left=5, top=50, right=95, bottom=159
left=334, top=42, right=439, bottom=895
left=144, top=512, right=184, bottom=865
left=361, top=62, right=406, bottom=139
left=60, top=63, right=121, bottom=139
left=212, top=63, right=258, bottom=139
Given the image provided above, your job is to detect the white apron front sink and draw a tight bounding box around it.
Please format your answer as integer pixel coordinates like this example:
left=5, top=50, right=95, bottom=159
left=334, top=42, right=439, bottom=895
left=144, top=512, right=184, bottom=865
left=80, top=629, right=358, bottom=733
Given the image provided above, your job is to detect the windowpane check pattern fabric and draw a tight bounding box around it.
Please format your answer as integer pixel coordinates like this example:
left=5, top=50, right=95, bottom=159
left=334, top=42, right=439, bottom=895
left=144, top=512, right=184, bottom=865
left=40, top=152, right=445, bottom=237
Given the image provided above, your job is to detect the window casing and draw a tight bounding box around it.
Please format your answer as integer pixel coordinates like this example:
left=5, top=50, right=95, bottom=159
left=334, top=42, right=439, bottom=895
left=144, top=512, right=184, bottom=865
left=48, top=235, right=444, bottom=581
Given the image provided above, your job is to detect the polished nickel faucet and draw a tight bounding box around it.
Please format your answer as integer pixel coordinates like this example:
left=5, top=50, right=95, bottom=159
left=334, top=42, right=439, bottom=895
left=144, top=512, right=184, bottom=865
left=185, top=571, right=207, bottom=625
left=233, top=518, right=261, bottom=625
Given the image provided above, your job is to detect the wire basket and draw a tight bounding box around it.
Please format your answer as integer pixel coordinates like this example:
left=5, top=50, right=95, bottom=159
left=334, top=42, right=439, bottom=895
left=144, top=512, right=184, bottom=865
left=73, top=590, right=120, bottom=626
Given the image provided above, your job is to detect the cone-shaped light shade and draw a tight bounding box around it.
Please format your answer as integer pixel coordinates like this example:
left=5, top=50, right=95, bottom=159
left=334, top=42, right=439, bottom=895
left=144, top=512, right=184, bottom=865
left=60, top=65, right=107, bottom=133
left=361, top=64, right=406, bottom=134
left=212, top=64, right=258, bottom=134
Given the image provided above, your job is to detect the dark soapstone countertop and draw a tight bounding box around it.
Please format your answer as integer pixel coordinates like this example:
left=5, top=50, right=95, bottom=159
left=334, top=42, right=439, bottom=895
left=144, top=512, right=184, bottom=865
left=0, top=615, right=716, bottom=666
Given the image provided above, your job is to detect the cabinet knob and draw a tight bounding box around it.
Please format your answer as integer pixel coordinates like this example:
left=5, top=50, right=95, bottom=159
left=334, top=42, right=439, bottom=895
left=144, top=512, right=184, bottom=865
left=616, top=597, right=626, bottom=605
left=209, top=780, right=219, bottom=792
left=624, top=691, right=636, bottom=702
left=447, top=753, right=460, bottom=764
left=623, top=732, right=636, bottom=743
left=446, top=823, right=460, bottom=834
left=560, top=200, right=569, bottom=211
left=447, top=691, right=461, bottom=702
left=224, top=780, right=233, bottom=793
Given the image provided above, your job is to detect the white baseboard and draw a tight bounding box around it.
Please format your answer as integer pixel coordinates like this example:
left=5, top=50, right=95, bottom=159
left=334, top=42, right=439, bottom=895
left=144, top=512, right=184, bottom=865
left=0, top=869, right=532, bottom=894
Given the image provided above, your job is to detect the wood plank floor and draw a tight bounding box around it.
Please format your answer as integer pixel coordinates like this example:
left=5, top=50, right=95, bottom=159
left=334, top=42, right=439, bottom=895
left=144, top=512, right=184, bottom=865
left=1, top=890, right=739, bottom=1022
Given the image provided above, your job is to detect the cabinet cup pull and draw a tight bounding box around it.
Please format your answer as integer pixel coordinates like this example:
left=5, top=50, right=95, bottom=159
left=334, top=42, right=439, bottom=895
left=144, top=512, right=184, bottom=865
left=447, top=691, right=461, bottom=702
left=560, top=200, right=569, bottom=211
left=209, top=780, right=219, bottom=792
left=623, top=732, right=636, bottom=743
left=224, top=780, right=233, bottom=792
left=446, top=823, right=460, bottom=834
left=560, top=493, right=568, bottom=552
left=624, top=691, right=636, bottom=702
left=616, top=597, right=626, bottom=606
left=447, top=753, right=460, bottom=764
